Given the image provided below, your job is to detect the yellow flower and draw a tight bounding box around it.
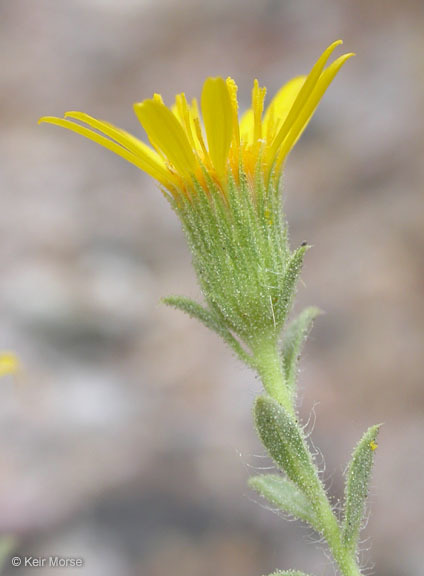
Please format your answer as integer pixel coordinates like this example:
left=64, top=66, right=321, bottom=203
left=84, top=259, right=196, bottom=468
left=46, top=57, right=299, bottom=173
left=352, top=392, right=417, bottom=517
left=39, top=40, right=353, bottom=199
left=0, top=352, right=19, bottom=377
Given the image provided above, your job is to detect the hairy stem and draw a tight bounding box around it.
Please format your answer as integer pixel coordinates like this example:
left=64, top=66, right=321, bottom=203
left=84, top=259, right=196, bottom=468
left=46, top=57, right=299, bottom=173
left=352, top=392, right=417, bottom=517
left=252, top=336, right=294, bottom=416
left=318, top=498, right=362, bottom=576
left=254, top=342, right=363, bottom=576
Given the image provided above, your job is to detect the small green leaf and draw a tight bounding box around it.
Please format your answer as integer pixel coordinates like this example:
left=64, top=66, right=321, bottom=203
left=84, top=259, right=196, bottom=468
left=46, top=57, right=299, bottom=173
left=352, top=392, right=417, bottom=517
left=163, top=295, right=224, bottom=332
left=254, top=396, right=319, bottom=499
left=249, top=474, right=319, bottom=531
left=342, top=424, right=381, bottom=552
left=282, top=306, right=322, bottom=398
left=274, top=244, right=309, bottom=325
left=163, top=295, right=254, bottom=367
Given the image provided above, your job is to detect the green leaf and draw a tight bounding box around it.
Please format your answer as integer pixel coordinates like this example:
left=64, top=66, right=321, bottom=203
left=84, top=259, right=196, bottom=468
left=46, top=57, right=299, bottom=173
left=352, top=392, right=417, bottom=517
left=282, top=306, right=322, bottom=398
left=342, top=424, right=381, bottom=553
left=163, top=295, right=254, bottom=367
left=163, top=295, right=224, bottom=332
left=274, top=244, right=309, bottom=326
left=249, top=474, right=319, bottom=531
left=254, top=396, right=319, bottom=499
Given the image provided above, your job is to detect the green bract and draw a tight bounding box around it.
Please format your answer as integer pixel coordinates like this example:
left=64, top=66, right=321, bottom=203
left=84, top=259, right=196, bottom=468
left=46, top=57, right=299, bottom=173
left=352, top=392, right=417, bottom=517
left=171, top=172, right=302, bottom=347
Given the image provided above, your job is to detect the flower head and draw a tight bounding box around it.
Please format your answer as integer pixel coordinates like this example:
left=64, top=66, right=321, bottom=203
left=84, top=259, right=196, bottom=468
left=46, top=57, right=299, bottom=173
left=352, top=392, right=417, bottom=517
left=39, top=41, right=352, bottom=354
left=39, top=40, right=352, bottom=200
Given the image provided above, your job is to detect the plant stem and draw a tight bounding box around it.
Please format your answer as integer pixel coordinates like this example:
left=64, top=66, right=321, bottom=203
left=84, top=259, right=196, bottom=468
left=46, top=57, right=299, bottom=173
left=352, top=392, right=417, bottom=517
left=254, top=341, right=363, bottom=576
left=318, top=498, right=362, bottom=576
left=252, top=336, right=294, bottom=416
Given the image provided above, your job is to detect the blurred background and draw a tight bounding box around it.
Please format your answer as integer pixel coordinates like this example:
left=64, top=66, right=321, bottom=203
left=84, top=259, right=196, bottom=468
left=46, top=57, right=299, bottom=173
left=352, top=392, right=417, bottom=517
left=0, top=1, right=423, bottom=574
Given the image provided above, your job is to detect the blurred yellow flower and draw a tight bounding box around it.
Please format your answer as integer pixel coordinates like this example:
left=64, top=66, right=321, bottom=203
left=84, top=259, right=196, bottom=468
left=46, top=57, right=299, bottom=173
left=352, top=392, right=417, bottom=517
left=39, top=40, right=353, bottom=199
left=0, top=352, right=19, bottom=377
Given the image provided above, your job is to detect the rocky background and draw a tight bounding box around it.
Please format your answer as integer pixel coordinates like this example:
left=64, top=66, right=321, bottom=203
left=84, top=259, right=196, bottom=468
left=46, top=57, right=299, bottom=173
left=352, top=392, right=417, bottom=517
left=0, top=1, right=423, bottom=575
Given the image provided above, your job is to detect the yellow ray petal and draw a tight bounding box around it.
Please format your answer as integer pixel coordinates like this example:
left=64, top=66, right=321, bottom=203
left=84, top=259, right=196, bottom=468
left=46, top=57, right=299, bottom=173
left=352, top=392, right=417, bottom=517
left=239, top=108, right=254, bottom=144
left=252, top=79, right=266, bottom=142
left=201, top=77, right=233, bottom=177
left=39, top=116, right=173, bottom=186
left=226, top=77, right=241, bottom=171
left=134, top=98, right=196, bottom=178
left=263, top=76, right=306, bottom=142
left=0, top=352, right=19, bottom=377
left=64, top=111, right=171, bottom=174
left=189, top=98, right=209, bottom=160
left=274, top=52, right=355, bottom=171
left=153, top=93, right=164, bottom=105
left=270, top=39, right=343, bottom=159
left=171, top=102, right=180, bottom=120
left=174, top=93, right=198, bottom=152
left=226, top=77, right=240, bottom=147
